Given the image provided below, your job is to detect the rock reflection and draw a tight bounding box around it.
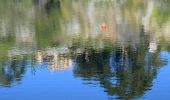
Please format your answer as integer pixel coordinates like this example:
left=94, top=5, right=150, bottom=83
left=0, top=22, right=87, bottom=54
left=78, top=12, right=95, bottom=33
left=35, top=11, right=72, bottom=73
left=34, top=48, right=72, bottom=71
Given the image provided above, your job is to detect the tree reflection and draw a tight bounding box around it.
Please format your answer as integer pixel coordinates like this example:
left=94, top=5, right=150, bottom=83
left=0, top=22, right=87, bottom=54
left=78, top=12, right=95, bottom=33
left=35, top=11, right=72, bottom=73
left=72, top=28, right=166, bottom=99
left=0, top=59, right=26, bottom=87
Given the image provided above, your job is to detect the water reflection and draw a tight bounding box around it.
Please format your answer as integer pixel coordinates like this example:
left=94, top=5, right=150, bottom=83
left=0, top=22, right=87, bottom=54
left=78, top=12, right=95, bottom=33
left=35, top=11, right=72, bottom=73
left=0, top=0, right=170, bottom=99
left=34, top=48, right=72, bottom=71
left=73, top=27, right=166, bottom=99
left=0, top=59, right=26, bottom=87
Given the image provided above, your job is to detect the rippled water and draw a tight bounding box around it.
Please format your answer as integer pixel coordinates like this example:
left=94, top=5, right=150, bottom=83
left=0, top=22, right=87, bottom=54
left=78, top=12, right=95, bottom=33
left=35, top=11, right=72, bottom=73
left=0, top=0, right=170, bottom=100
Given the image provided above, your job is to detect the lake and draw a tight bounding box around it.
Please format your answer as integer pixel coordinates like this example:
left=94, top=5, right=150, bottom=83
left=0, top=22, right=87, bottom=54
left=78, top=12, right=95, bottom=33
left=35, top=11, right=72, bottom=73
left=0, top=0, right=170, bottom=100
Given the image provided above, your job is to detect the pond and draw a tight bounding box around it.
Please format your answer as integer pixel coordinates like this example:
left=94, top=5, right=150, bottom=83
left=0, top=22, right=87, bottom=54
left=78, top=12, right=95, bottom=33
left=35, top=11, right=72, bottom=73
left=0, top=0, right=170, bottom=100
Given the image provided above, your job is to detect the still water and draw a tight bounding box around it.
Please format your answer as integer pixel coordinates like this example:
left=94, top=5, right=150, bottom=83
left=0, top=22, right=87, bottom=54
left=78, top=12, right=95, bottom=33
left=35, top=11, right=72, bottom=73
left=0, top=0, right=170, bottom=100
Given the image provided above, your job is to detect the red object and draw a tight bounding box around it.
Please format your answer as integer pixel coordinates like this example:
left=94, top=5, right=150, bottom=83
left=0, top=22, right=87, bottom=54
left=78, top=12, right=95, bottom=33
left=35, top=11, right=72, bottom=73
left=102, top=23, right=106, bottom=30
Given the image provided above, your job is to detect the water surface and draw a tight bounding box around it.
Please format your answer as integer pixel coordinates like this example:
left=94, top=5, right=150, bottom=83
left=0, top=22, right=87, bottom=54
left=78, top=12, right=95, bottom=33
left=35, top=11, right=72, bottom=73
left=0, top=0, right=170, bottom=100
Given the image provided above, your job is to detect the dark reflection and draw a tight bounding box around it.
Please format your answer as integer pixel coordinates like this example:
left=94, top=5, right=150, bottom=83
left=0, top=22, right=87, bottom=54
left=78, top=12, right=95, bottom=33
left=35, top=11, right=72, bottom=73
left=45, top=0, right=60, bottom=12
left=33, top=0, right=60, bottom=13
left=72, top=28, right=166, bottom=99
